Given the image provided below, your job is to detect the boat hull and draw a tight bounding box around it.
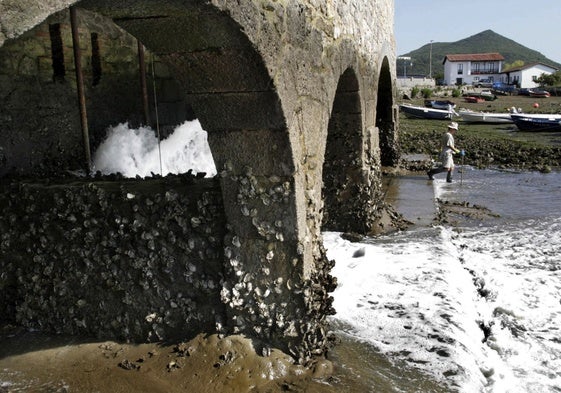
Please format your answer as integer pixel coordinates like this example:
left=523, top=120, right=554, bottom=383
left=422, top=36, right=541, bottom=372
left=511, top=114, right=561, bottom=132
left=458, top=110, right=513, bottom=124
left=464, top=96, right=485, bottom=103
left=399, top=104, right=455, bottom=120
left=529, top=90, right=551, bottom=98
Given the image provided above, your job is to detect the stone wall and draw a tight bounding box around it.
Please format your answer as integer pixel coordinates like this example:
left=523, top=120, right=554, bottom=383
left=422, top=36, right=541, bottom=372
left=0, top=174, right=226, bottom=342
left=397, top=77, right=436, bottom=96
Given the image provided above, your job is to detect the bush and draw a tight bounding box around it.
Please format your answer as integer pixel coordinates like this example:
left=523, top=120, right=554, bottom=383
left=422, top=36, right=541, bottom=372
left=421, top=88, right=433, bottom=98
left=410, top=86, right=420, bottom=98
left=452, top=89, right=461, bottom=97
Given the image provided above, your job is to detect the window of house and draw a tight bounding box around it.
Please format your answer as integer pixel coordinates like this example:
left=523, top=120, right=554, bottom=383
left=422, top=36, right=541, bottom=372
left=457, top=64, right=463, bottom=75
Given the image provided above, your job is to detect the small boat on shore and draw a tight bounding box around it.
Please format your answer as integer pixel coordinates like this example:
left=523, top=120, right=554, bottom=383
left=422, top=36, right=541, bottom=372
left=528, top=89, right=551, bottom=98
left=399, top=104, right=457, bottom=120
left=511, top=114, right=561, bottom=132
left=464, top=96, right=485, bottom=103
left=463, top=90, right=497, bottom=101
left=464, top=96, right=484, bottom=103
left=458, top=109, right=514, bottom=124
left=424, top=99, right=456, bottom=110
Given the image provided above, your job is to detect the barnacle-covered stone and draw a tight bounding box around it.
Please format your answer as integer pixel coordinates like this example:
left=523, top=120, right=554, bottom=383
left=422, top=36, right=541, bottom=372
left=1, top=156, right=339, bottom=365
left=1, top=175, right=228, bottom=343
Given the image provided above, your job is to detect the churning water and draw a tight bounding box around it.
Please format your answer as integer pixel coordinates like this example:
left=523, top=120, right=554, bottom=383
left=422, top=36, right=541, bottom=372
left=326, top=168, right=561, bottom=392
left=92, top=120, right=217, bottom=178
left=93, top=123, right=561, bottom=392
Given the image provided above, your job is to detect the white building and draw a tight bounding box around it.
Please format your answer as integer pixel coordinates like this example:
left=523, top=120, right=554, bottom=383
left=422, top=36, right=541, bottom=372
left=502, top=62, right=558, bottom=88
left=442, top=53, right=504, bottom=86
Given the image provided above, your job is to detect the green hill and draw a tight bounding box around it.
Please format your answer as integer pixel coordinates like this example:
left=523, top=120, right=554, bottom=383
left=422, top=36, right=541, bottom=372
left=398, top=30, right=561, bottom=78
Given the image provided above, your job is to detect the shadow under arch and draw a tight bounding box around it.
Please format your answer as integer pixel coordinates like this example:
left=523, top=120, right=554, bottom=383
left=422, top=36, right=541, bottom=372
left=321, top=67, right=366, bottom=233
left=377, top=56, right=399, bottom=167
left=78, top=0, right=291, bottom=176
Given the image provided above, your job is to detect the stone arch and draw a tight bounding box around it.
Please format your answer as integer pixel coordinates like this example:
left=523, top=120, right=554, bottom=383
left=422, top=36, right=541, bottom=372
left=75, top=0, right=310, bottom=359
left=377, top=56, right=399, bottom=167
left=321, top=67, right=365, bottom=232
left=0, top=0, right=291, bottom=177
left=1, top=0, right=317, bottom=360
left=76, top=0, right=290, bottom=174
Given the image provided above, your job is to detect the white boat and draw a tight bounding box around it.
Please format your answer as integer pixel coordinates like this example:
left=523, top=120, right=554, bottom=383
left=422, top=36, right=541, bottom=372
left=458, top=109, right=514, bottom=124
left=399, top=104, right=457, bottom=120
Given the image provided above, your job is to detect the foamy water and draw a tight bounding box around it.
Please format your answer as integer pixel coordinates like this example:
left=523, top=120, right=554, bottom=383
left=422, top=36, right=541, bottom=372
left=92, top=120, right=217, bottom=178
left=326, top=169, right=561, bottom=392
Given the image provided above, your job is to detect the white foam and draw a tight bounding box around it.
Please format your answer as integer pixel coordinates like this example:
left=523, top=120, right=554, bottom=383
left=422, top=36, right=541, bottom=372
left=325, top=228, right=489, bottom=392
left=456, top=219, right=561, bottom=392
left=324, top=211, right=561, bottom=393
left=92, top=120, right=217, bottom=178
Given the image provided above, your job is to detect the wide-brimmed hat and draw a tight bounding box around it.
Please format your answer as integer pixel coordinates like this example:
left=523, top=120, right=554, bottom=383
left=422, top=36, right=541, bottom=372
left=447, top=122, right=459, bottom=130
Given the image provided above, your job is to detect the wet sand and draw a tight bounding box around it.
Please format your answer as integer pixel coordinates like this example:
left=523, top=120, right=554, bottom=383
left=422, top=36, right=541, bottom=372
left=0, top=323, right=448, bottom=393
left=0, top=324, right=329, bottom=393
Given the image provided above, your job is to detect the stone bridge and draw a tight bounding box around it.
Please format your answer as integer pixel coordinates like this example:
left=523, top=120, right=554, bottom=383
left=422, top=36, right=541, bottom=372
left=0, top=0, right=398, bottom=363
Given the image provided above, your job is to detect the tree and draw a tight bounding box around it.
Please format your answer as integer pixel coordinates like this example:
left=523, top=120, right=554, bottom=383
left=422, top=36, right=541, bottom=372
left=503, top=60, right=524, bottom=71
left=535, top=71, right=561, bottom=87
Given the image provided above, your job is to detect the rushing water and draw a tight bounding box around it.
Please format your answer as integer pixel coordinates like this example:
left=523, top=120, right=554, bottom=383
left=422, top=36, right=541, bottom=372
left=92, top=120, right=217, bottom=178
left=325, top=168, right=561, bottom=393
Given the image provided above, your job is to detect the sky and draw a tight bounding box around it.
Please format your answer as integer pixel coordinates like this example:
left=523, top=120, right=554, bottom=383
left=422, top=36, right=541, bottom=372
left=394, top=0, right=561, bottom=64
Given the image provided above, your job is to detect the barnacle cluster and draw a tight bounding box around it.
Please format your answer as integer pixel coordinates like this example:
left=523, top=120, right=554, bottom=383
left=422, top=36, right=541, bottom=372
left=0, top=173, right=226, bottom=342
left=218, top=163, right=336, bottom=364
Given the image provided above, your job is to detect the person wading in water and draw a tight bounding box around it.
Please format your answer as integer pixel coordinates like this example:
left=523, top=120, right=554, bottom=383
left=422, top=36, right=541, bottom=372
left=427, top=121, right=462, bottom=183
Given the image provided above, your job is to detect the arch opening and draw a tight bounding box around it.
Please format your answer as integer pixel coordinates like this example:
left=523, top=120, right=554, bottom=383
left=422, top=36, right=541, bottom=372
left=0, top=0, right=291, bottom=179
left=377, top=56, right=399, bottom=167
left=321, top=68, right=364, bottom=232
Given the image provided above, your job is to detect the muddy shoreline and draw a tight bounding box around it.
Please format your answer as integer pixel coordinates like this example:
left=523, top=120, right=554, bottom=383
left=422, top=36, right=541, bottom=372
left=0, top=321, right=449, bottom=393
left=0, top=324, right=332, bottom=393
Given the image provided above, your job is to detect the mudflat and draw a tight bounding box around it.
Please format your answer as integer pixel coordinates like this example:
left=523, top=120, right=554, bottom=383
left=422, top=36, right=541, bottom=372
left=0, top=325, right=335, bottom=393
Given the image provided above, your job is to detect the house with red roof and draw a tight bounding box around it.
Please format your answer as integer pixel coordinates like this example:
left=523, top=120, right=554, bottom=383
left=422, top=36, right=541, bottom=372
left=443, top=53, right=504, bottom=86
